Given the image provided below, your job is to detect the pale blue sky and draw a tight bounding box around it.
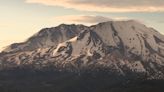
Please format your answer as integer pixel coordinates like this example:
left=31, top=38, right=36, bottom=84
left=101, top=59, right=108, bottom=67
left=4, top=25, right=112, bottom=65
left=0, top=0, right=164, bottom=51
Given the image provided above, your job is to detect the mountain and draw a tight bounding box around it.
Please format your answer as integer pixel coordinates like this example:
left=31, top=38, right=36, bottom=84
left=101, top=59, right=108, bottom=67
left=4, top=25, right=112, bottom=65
left=0, top=20, right=164, bottom=80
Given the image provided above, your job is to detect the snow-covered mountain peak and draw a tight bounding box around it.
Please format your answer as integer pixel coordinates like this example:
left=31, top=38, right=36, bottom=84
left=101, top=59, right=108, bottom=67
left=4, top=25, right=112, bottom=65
left=1, top=20, right=164, bottom=79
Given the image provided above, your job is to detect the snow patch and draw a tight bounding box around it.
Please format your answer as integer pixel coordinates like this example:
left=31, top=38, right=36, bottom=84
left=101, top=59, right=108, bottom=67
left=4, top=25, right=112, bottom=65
left=52, top=42, right=67, bottom=56
left=52, top=36, right=78, bottom=56
left=87, top=49, right=93, bottom=56
left=68, top=36, right=78, bottom=42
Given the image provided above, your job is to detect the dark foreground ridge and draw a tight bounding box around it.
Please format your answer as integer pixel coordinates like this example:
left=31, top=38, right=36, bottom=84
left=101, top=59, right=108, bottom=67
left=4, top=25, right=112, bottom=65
left=0, top=68, right=164, bottom=92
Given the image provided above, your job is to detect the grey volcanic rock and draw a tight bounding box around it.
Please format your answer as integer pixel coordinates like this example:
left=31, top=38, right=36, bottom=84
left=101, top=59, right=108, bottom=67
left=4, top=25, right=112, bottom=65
left=1, top=20, right=164, bottom=79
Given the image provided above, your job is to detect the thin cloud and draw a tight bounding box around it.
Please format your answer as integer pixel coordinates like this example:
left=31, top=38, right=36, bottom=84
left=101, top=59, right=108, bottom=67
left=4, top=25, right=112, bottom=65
left=52, top=15, right=128, bottom=25
left=26, top=0, right=164, bottom=12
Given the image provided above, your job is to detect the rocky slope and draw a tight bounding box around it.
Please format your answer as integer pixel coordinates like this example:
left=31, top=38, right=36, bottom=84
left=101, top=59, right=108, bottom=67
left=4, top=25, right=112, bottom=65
left=0, top=20, right=164, bottom=79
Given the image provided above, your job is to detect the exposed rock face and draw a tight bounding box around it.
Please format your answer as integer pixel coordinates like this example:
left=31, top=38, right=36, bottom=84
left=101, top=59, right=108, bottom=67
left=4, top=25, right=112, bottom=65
left=1, top=20, right=164, bottom=79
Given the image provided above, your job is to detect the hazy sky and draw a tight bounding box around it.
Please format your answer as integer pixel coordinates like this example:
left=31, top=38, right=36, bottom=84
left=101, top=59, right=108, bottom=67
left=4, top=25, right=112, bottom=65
left=0, top=0, right=164, bottom=51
